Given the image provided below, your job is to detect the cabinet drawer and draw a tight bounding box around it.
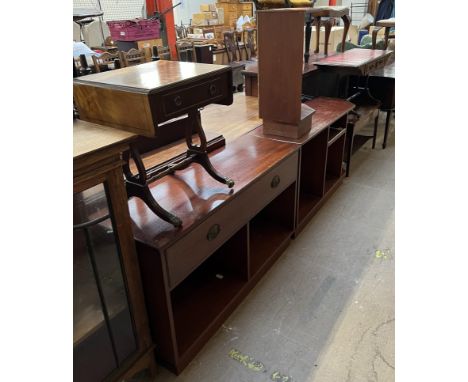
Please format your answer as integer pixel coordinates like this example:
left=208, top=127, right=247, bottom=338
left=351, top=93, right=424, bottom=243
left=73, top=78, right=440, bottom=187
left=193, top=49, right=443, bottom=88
left=165, top=151, right=298, bottom=289
left=159, top=75, right=228, bottom=119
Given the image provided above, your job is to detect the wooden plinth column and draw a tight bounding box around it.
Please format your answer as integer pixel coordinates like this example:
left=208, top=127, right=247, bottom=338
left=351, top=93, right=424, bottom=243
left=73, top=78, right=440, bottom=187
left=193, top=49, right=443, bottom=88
left=257, top=9, right=315, bottom=139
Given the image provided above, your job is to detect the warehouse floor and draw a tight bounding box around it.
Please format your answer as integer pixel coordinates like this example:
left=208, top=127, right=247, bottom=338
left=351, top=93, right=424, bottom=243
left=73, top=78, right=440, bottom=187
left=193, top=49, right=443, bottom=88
left=141, top=115, right=395, bottom=382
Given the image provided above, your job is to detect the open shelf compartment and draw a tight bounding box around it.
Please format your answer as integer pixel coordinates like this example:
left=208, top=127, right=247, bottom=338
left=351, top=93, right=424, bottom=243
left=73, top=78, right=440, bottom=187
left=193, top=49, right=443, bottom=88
left=297, top=129, right=328, bottom=224
left=249, top=183, right=296, bottom=277
left=325, top=132, right=346, bottom=193
left=170, top=225, right=248, bottom=357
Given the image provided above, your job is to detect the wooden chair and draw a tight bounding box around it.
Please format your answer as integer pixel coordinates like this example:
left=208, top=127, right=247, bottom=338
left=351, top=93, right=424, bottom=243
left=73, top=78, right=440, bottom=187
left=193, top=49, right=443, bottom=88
left=154, top=46, right=171, bottom=61
left=92, top=51, right=121, bottom=72
left=305, top=6, right=350, bottom=60
left=175, top=25, right=188, bottom=40
left=119, top=48, right=149, bottom=67
left=223, top=31, right=243, bottom=63
left=73, top=55, right=91, bottom=77
left=253, top=1, right=350, bottom=61
left=223, top=31, right=247, bottom=92
left=372, top=18, right=395, bottom=50
left=175, top=41, right=197, bottom=62
left=243, top=28, right=257, bottom=61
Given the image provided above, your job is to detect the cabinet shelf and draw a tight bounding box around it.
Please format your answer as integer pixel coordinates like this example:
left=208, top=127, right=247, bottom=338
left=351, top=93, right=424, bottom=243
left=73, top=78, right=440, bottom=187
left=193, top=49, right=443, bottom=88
left=328, top=127, right=346, bottom=146
left=250, top=216, right=292, bottom=276
left=298, top=191, right=322, bottom=223
left=249, top=183, right=296, bottom=277
left=324, top=172, right=343, bottom=193
left=171, top=227, right=248, bottom=357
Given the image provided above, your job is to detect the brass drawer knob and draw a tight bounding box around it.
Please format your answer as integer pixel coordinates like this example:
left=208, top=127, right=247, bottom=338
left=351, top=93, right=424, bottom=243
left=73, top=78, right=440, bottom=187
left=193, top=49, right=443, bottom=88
left=271, top=175, right=280, bottom=188
left=174, top=95, right=182, bottom=107
left=209, top=84, right=217, bottom=96
left=207, top=224, right=221, bottom=241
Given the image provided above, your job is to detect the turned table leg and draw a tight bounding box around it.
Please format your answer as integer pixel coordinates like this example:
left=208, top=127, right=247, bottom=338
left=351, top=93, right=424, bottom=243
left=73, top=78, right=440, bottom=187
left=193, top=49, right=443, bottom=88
left=323, top=18, right=334, bottom=56
left=383, top=26, right=390, bottom=50
left=341, top=14, right=351, bottom=52
left=345, top=122, right=354, bottom=177
left=304, top=13, right=313, bottom=63
left=372, top=112, right=379, bottom=149
left=372, top=26, right=382, bottom=49
left=382, top=109, right=392, bottom=149
left=186, top=110, right=235, bottom=188
left=314, top=16, right=321, bottom=54
left=122, top=109, right=234, bottom=227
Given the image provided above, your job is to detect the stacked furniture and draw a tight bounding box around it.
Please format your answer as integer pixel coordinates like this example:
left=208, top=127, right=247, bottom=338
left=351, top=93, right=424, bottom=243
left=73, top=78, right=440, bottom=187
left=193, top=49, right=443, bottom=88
left=73, top=7, right=390, bottom=380
left=128, top=94, right=353, bottom=373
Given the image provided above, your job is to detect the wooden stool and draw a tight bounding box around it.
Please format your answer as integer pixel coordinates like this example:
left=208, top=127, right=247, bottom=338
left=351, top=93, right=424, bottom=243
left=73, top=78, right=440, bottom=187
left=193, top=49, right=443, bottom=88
left=372, top=18, right=395, bottom=50
left=304, top=6, right=351, bottom=62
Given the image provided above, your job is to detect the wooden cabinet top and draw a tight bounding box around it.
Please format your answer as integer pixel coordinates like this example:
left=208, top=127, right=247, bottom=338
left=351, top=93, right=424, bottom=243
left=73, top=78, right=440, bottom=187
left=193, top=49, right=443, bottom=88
left=253, top=96, right=354, bottom=144
left=73, top=119, right=136, bottom=160
left=73, top=60, right=232, bottom=94
left=73, top=119, right=136, bottom=189
left=314, top=48, right=393, bottom=75
left=128, top=132, right=298, bottom=249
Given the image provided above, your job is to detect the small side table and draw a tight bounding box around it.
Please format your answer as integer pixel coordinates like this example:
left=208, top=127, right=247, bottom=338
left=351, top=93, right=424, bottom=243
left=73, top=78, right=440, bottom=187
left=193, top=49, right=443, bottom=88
left=304, top=6, right=351, bottom=62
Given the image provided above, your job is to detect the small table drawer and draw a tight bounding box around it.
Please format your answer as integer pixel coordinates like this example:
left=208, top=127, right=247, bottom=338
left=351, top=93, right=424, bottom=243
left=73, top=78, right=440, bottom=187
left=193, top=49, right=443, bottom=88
left=165, top=151, right=298, bottom=289
left=159, top=75, right=229, bottom=120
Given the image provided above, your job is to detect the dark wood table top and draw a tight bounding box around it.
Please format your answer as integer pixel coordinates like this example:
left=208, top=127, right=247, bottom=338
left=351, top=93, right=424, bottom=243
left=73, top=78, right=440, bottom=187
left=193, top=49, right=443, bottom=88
left=314, top=48, right=393, bottom=75
left=128, top=132, right=298, bottom=249
left=73, top=60, right=232, bottom=94
left=314, top=48, right=390, bottom=68
left=258, top=7, right=348, bottom=16
left=73, top=119, right=136, bottom=160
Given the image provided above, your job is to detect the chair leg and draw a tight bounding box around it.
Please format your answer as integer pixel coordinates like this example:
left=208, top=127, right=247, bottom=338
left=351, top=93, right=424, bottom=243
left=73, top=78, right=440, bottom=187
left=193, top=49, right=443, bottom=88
left=384, top=27, right=390, bottom=50
left=323, top=19, right=334, bottom=56
left=314, top=16, right=321, bottom=54
left=372, top=26, right=382, bottom=49
left=341, top=15, right=351, bottom=52
left=372, top=112, right=379, bottom=149
left=382, top=110, right=392, bottom=149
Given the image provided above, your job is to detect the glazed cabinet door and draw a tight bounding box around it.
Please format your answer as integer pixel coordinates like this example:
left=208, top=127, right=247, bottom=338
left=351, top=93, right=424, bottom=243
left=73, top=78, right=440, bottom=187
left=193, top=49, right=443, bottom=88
left=73, top=183, right=138, bottom=382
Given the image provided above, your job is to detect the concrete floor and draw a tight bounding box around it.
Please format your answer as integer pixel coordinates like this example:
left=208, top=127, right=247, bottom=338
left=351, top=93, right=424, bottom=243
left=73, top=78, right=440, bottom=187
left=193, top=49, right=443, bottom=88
left=140, top=115, right=395, bottom=382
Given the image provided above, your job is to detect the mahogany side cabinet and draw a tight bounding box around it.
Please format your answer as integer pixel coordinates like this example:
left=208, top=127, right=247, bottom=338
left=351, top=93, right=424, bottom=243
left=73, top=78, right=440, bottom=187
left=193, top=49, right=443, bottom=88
left=128, top=96, right=354, bottom=374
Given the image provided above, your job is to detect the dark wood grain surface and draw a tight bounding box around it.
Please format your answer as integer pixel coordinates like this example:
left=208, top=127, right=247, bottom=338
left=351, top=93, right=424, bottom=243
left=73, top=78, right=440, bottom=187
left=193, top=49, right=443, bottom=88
left=258, top=9, right=305, bottom=125
left=254, top=97, right=354, bottom=144
left=314, top=48, right=392, bottom=68
left=128, top=133, right=298, bottom=249
left=74, top=60, right=232, bottom=93
left=73, top=119, right=136, bottom=159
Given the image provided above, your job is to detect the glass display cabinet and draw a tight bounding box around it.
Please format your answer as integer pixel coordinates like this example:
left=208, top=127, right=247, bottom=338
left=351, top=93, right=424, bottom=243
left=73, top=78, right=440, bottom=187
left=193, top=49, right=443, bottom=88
left=73, top=120, right=155, bottom=382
